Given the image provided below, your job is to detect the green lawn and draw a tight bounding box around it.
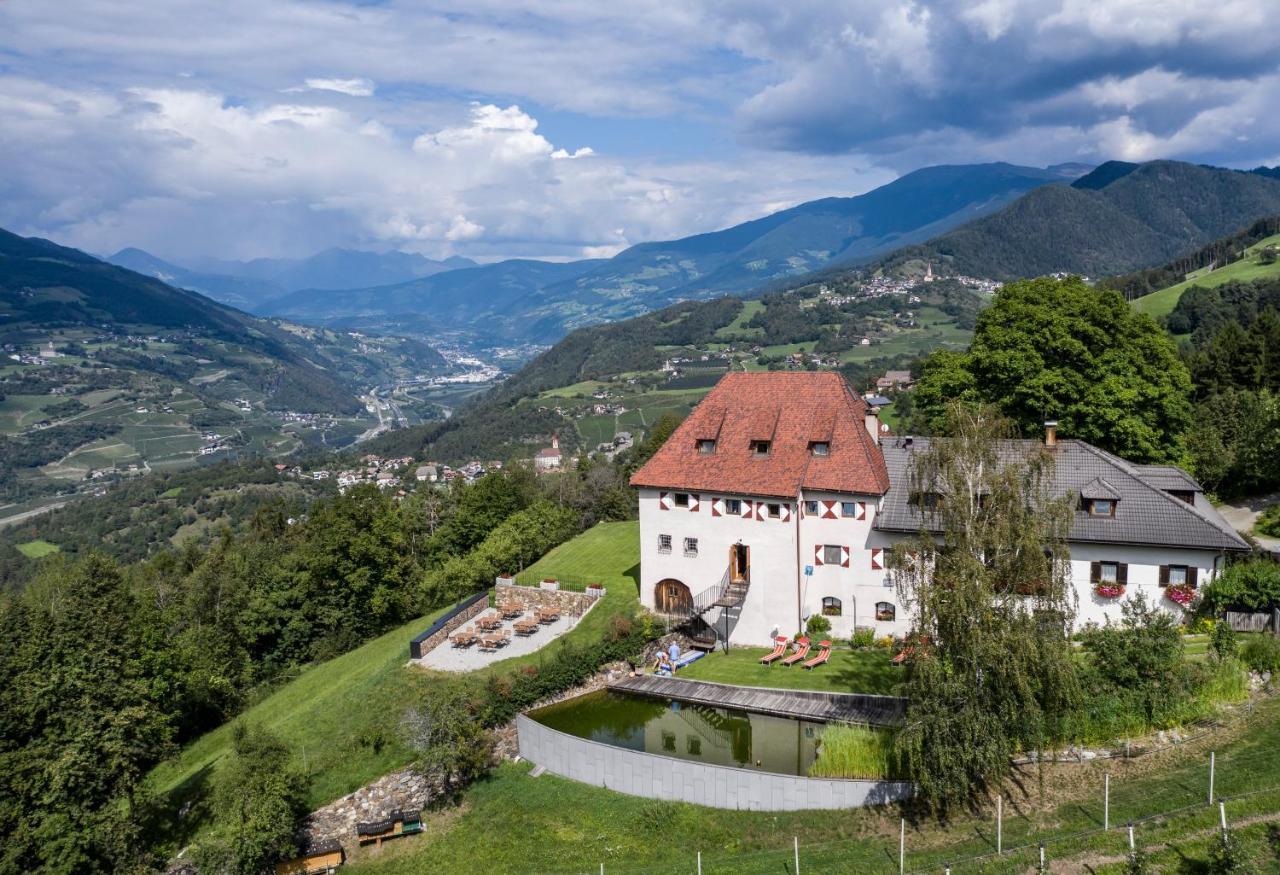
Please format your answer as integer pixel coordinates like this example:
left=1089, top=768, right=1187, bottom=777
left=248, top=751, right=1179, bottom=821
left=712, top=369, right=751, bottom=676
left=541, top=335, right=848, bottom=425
left=15, top=539, right=59, bottom=558
left=1134, top=233, right=1280, bottom=319
left=712, top=299, right=765, bottom=340
left=677, top=645, right=902, bottom=696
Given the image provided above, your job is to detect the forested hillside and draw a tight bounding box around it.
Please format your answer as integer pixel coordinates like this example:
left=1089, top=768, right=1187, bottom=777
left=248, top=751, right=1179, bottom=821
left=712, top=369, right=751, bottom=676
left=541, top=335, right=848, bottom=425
left=873, top=161, right=1280, bottom=280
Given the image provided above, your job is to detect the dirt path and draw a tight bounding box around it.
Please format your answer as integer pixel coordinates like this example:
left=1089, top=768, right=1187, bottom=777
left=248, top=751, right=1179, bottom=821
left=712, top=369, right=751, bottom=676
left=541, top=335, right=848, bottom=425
left=1218, top=493, right=1280, bottom=549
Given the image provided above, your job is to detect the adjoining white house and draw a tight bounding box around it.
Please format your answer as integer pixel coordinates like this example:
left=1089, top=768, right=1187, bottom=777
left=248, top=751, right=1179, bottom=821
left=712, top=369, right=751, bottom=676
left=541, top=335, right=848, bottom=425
left=629, top=372, right=1249, bottom=649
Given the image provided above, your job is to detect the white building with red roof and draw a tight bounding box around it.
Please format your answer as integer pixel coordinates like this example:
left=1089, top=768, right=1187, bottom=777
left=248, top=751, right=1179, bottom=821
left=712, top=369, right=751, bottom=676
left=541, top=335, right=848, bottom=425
left=630, top=372, right=1248, bottom=649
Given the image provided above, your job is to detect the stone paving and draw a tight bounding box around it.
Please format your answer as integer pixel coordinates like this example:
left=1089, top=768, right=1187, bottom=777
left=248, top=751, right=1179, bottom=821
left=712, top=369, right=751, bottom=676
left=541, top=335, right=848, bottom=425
left=413, top=603, right=594, bottom=672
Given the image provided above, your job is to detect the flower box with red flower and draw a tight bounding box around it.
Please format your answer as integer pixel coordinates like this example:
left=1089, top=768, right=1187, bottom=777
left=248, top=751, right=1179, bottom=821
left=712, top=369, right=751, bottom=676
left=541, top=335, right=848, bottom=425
left=1094, top=582, right=1125, bottom=599
left=1166, top=583, right=1196, bottom=606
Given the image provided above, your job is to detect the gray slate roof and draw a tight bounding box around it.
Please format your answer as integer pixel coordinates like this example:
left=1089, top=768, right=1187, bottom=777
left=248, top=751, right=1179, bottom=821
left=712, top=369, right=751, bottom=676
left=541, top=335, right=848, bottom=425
left=876, top=438, right=1249, bottom=552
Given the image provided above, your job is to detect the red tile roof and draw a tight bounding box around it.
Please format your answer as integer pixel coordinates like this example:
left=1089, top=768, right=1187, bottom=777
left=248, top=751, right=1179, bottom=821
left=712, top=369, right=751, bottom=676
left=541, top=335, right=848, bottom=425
left=630, top=372, right=890, bottom=499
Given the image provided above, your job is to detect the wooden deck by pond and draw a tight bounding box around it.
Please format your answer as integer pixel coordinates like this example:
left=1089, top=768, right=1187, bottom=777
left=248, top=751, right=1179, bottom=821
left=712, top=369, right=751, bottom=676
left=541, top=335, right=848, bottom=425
left=607, top=675, right=907, bottom=726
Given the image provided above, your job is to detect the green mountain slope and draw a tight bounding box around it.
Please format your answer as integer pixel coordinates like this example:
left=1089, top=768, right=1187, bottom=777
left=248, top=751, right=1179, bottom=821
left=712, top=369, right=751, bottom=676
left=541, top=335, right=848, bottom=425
left=874, top=161, right=1280, bottom=280
left=1129, top=230, right=1280, bottom=319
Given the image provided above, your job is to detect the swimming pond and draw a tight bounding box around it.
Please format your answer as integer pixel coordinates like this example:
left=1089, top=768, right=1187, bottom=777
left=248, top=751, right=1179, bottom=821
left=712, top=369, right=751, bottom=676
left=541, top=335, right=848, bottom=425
left=529, top=689, right=839, bottom=777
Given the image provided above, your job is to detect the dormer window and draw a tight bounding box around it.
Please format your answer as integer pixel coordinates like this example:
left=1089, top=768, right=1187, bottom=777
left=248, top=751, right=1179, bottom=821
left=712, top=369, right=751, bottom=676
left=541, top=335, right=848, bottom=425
left=1086, top=498, right=1115, bottom=517
left=809, top=441, right=830, bottom=457
left=750, top=440, right=771, bottom=457
left=911, top=491, right=942, bottom=510
left=697, top=439, right=716, bottom=455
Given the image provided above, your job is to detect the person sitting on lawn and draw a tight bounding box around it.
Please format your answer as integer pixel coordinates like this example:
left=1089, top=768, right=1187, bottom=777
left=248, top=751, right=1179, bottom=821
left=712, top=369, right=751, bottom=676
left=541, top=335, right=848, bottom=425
left=655, top=652, right=673, bottom=676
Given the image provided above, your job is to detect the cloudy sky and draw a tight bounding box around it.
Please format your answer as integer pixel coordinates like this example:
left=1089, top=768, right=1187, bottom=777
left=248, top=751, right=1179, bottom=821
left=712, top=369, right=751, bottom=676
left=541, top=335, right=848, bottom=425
left=2, top=0, right=1279, bottom=263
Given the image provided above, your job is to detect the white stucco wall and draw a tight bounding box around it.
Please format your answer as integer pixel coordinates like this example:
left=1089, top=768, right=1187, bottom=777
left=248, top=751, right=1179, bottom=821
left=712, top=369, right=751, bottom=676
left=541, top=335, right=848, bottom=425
left=639, top=489, right=1225, bottom=646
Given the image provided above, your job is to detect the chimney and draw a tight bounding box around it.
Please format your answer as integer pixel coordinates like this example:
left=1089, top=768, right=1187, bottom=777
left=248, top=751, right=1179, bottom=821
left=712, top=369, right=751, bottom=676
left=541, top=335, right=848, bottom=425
left=865, top=406, right=881, bottom=444
left=1044, top=420, right=1058, bottom=449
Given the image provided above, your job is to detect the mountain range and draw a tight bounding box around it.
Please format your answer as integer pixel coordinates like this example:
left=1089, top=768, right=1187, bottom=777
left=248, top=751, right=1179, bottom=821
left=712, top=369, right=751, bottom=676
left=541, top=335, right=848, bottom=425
left=107, top=247, right=475, bottom=311
left=254, top=162, right=1083, bottom=342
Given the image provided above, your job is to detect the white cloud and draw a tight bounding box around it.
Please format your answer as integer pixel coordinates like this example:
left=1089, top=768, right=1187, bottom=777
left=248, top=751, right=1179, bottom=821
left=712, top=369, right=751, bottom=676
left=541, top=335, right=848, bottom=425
left=302, top=77, right=375, bottom=97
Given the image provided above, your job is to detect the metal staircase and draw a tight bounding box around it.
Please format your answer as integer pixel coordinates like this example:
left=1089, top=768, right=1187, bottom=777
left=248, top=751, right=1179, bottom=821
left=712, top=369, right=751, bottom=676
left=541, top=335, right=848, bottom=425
left=662, top=566, right=750, bottom=651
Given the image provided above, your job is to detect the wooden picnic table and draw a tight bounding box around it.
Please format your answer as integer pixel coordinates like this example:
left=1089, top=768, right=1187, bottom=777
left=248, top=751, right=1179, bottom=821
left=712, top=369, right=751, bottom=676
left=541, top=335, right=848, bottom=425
left=451, top=629, right=477, bottom=647
left=499, top=603, right=523, bottom=619
left=536, top=607, right=560, bottom=624
left=514, top=618, right=539, bottom=635
left=476, top=613, right=502, bottom=631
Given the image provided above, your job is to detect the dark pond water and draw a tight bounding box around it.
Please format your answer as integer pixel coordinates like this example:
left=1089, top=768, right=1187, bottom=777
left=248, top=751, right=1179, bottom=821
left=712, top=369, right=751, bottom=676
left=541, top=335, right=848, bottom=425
left=528, top=689, right=827, bottom=776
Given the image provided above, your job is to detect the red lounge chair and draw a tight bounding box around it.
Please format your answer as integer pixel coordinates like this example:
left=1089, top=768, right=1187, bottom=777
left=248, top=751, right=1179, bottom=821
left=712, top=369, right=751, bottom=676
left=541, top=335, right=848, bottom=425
left=759, top=636, right=789, bottom=665
left=781, top=637, right=811, bottom=667
left=802, top=640, right=832, bottom=670
left=891, top=646, right=914, bottom=665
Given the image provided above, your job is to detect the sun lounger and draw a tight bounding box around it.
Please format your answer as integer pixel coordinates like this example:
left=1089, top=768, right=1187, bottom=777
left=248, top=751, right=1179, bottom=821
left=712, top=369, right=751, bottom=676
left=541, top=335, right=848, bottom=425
left=759, top=636, right=789, bottom=665
left=801, top=640, right=832, bottom=670
left=781, top=637, right=811, bottom=666
left=891, top=646, right=914, bottom=665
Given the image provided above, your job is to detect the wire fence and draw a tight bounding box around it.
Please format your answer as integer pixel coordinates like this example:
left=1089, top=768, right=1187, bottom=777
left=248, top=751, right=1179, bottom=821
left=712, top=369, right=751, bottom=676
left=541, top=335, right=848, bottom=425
left=520, top=724, right=1280, bottom=874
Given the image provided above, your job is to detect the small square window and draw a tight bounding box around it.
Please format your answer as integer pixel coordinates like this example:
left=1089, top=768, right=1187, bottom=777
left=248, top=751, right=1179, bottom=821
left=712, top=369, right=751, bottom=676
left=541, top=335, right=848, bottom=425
left=674, top=492, right=690, bottom=508
left=805, top=500, right=819, bottom=515
left=687, top=736, right=701, bottom=756
left=751, top=440, right=771, bottom=456
left=725, top=498, right=742, bottom=515
left=661, top=731, right=676, bottom=752
left=683, top=537, right=699, bottom=557
left=1099, top=561, right=1119, bottom=583
left=1089, top=499, right=1115, bottom=517
left=823, top=544, right=842, bottom=565
left=767, top=503, right=781, bottom=518
left=809, top=441, right=830, bottom=457
left=1168, top=565, right=1187, bottom=586
left=841, top=501, right=857, bottom=518
left=658, top=534, right=672, bottom=553
left=697, top=439, right=716, bottom=455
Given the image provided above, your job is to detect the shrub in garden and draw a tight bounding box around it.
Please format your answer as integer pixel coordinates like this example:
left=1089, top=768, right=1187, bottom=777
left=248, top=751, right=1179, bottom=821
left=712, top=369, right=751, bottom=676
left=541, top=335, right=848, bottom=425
left=850, top=627, right=876, bottom=649
left=1241, top=634, right=1280, bottom=673
left=805, top=614, right=832, bottom=639
left=1210, top=620, right=1237, bottom=661
left=1256, top=504, right=1280, bottom=539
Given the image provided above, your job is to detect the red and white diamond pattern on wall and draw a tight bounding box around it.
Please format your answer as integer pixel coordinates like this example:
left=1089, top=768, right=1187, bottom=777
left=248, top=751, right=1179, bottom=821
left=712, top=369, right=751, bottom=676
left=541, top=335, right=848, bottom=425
left=820, top=500, right=838, bottom=520
left=755, top=501, right=766, bottom=522
left=856, top=501, right=867, bottom=521
left=780, top=503, right=791, bottom=523
left=740, top=500, right=754, bottom=520
left=870, top=548, right=884, bottom=571
left=840, top=546, right=851, bottom=568
left=814, top=544, right=824, bottom=566
left=689, top=494, right=700, bottom=513
left=659, top=491, right=671, bottom=511
left=711, top=497, right=722, bottom=517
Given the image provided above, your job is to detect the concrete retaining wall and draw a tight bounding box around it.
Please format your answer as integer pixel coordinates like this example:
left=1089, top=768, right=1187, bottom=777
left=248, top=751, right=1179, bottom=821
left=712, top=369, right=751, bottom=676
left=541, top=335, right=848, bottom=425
left=517, top=714, right=912, bottom=811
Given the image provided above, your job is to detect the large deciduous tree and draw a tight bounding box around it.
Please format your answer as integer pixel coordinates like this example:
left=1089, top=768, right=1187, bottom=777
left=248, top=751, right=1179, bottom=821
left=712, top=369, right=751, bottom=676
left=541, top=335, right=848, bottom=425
left=890, top=404, right=1080, bottom=809
left=914, top=277, right=1192, bottom=463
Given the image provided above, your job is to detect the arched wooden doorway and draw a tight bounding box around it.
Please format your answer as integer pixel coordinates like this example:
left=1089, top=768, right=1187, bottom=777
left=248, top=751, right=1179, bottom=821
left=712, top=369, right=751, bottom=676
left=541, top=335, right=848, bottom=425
left=655, top=578, right=693, bottom=615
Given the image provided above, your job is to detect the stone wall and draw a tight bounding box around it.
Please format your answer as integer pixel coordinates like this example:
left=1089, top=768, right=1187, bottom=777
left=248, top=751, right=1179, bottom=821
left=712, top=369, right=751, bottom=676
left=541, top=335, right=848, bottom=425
left=495, top=577, right=604, bottom=617
left=409, top=598, right=487, bottom=659
left=301, top=768, right=441, bottom=855
left=517, top=713, right=913, bottom=811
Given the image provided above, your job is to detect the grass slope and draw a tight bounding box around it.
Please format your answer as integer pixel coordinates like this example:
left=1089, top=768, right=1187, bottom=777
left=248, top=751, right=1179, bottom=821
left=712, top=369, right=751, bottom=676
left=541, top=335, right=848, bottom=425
left=1134, top=232, right=1280, bottom=318
left=145, top=521, right=642, bottom=852
left=15, top=539, right=59, bottom=558
left=347, top=695, right=1280, bottom=874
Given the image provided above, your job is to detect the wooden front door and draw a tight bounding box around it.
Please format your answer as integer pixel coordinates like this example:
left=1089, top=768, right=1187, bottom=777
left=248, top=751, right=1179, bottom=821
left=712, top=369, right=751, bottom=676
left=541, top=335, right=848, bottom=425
left=655, top=579, right=693, bottom=614
left=731, top=543, right=750, bottom=581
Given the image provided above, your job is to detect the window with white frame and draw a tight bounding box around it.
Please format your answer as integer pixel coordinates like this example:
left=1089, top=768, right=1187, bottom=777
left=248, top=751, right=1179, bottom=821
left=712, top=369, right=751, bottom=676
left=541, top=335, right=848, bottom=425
left=657, top=534, right=672, bottom=553
left=822, top=596, right=842, bottom=616
left=697, top=439, right=716, bottom=455
left=683, top=537, right=699, bottom=557
left=805, top=500, right=819, bottom=515
left=767, top=503, right=781, bottom=518
left=725, top=498, right=742, bottom=515
left=809, top=441, right=830, bottom=456
left=822, top=544, right=842, bottom=565
left=841, top=501, right=857, bottom=518
left=1099, top=561, right=1119, bottom=582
